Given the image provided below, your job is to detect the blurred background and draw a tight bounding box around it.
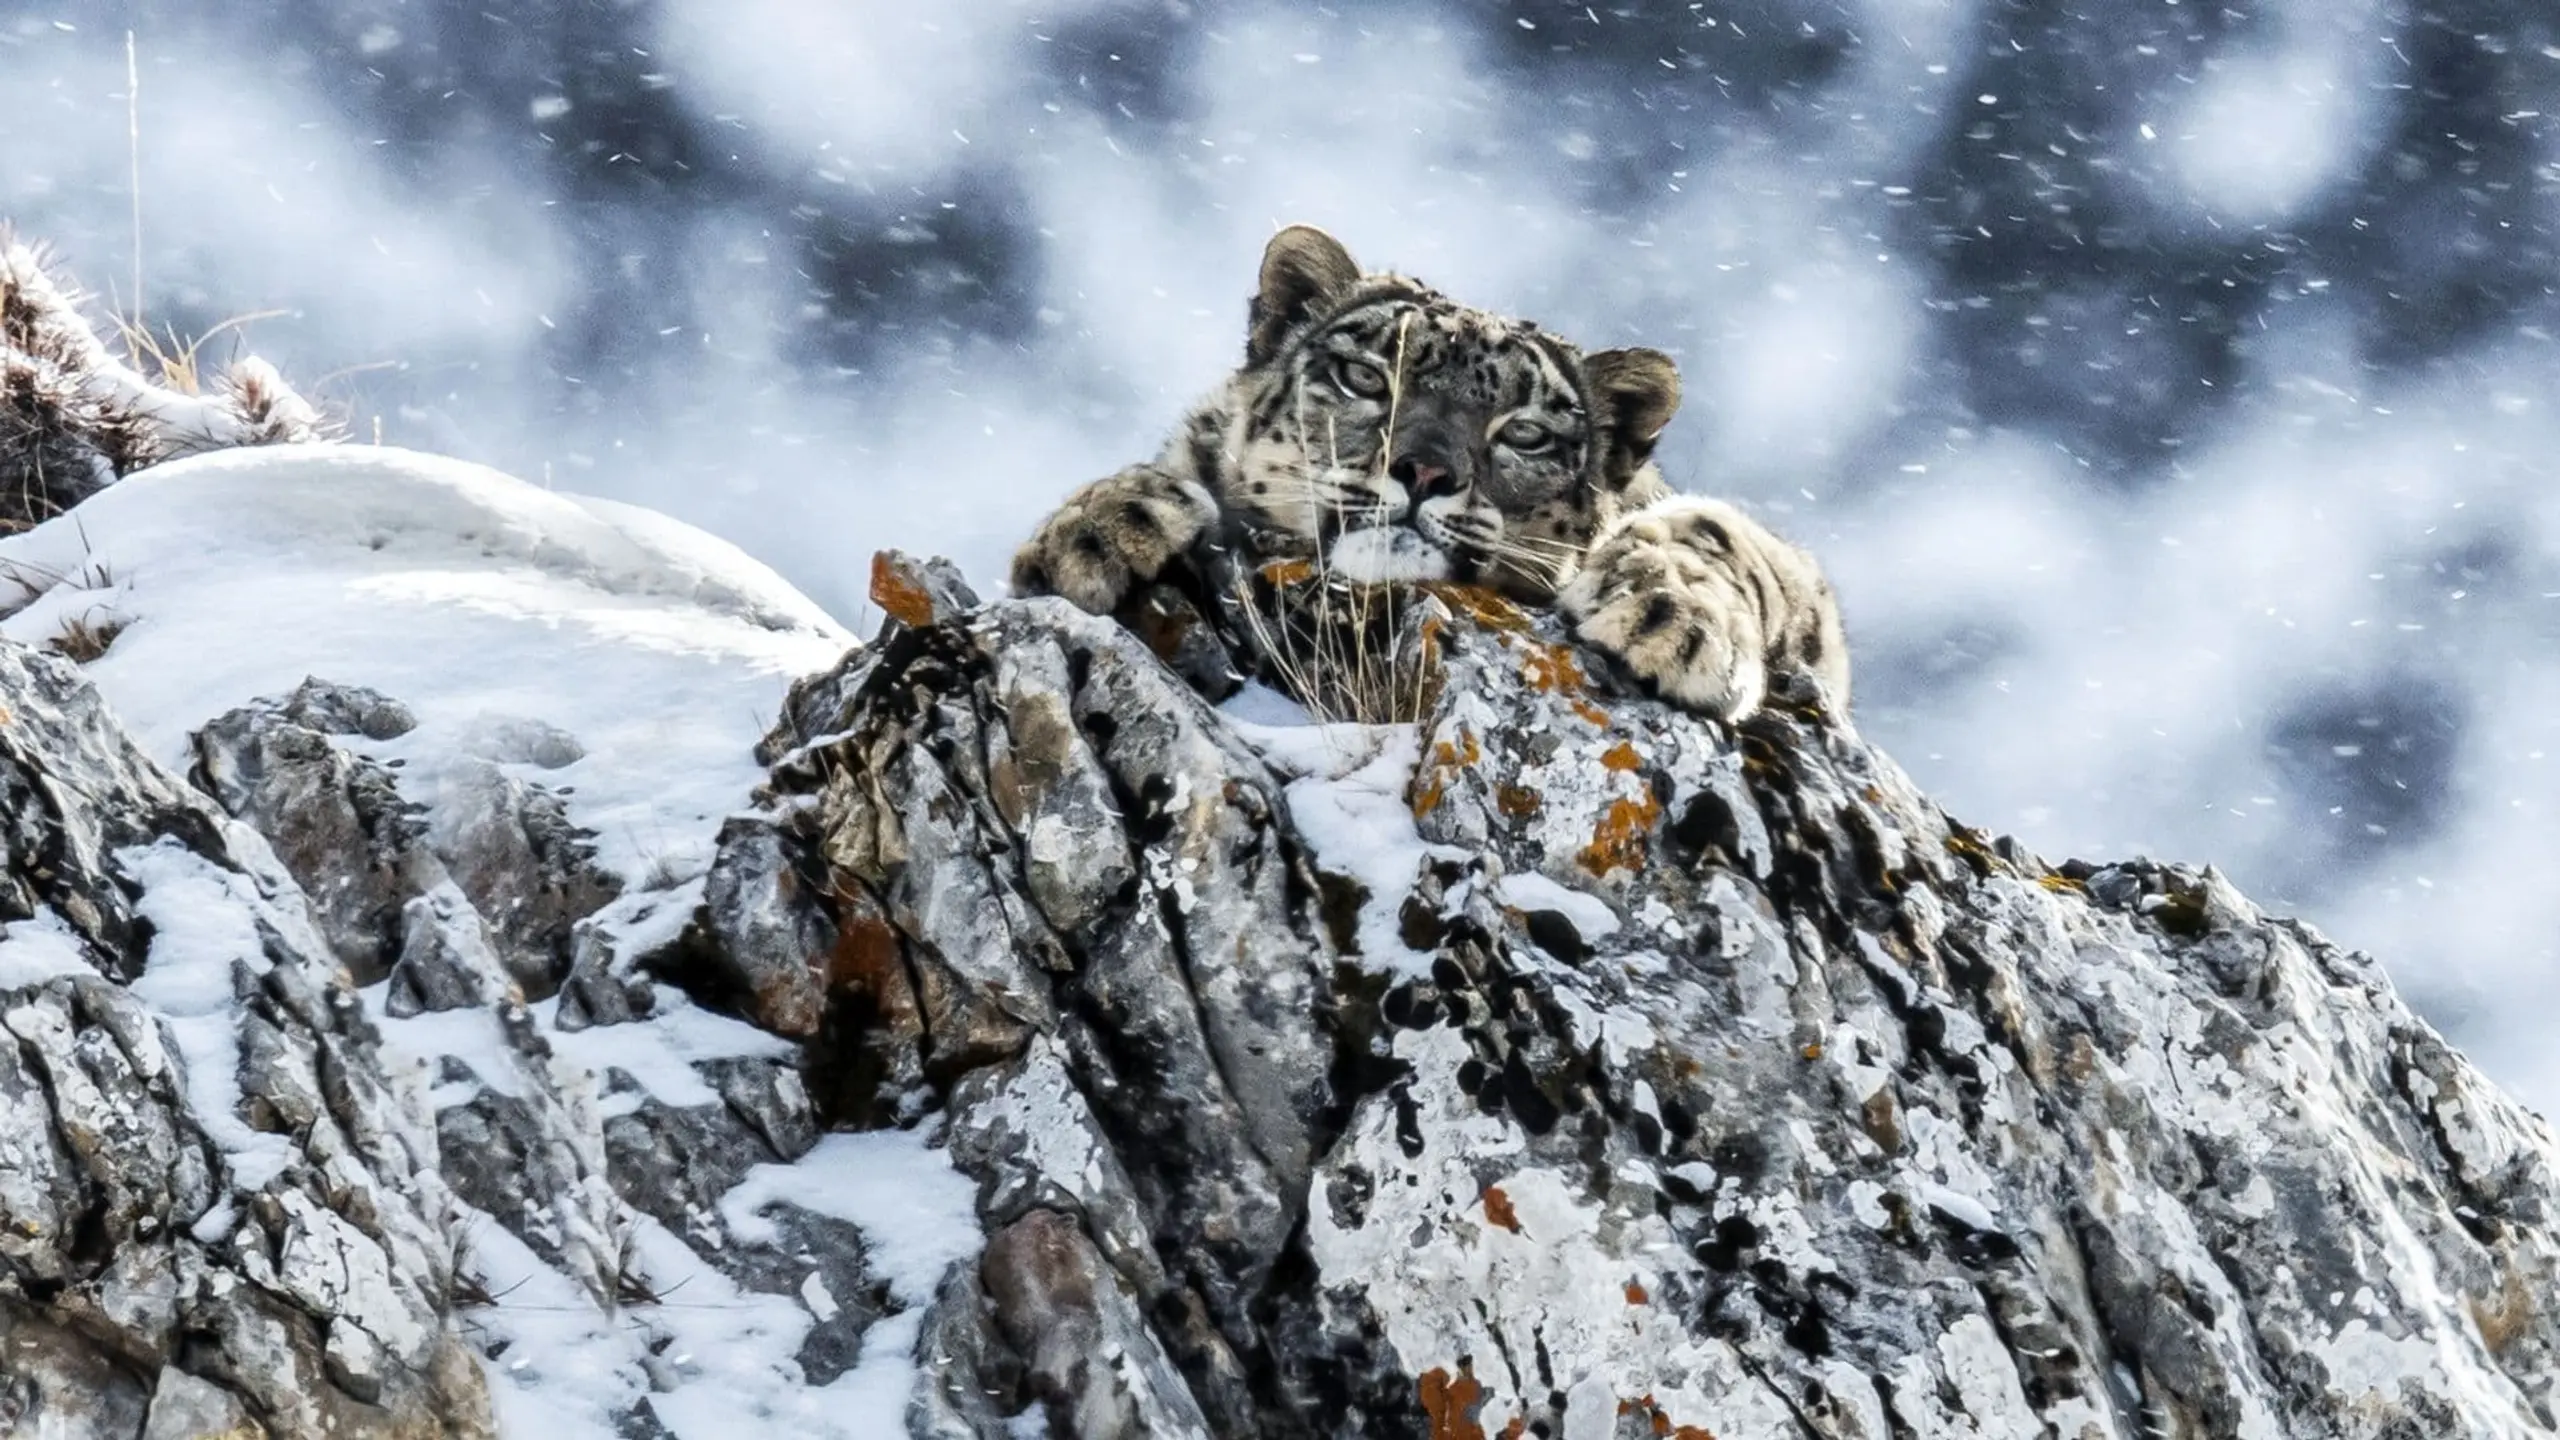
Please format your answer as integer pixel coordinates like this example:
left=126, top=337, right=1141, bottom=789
left=9, top=0, right=2559, bottom=1105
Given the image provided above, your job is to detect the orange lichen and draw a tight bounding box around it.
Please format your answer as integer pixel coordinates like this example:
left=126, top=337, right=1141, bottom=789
left=1420, top=581, right=1533, bottom=633
left=1481, top=1185, right=1521, bottom=1233
left=1618, top=1397, right=1716, bottom=1440
left=1624, top=1281, right=1649, bottom=1305
left=1578, top=791, right=1663, bottom=877
left=1496, top=784, right=1542, bottom=817
left=1570, top=699, right=1611, bottom=727
left=1800, top=1042, right=1824, bottom=1062
left=1600, top=741, right=1644, bottom=773
left=1260, top=558, right=1316, bottom=587
left=868, top=552, right=937, bottom=628
left=1519, top=642, right=1587, bottom=695
left=1419, top=1366, right=1489, bottom=1440
left=1412, top=728, right=1482, bottom=818
left=1942, top=827, right=2003, bottom=876
left=2037, top=872, right=2088, bottom=895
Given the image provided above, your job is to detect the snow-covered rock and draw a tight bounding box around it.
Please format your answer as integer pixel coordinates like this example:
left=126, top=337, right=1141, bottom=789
left=0, top=641, right=489, bottom=1437
left=0, top=444, right=850, bottom=892
left=0, top=438, right=1007, bottom=1437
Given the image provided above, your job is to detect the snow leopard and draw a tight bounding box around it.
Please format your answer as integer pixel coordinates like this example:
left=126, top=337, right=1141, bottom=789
left=1009, top=225, right=1849, bottom=723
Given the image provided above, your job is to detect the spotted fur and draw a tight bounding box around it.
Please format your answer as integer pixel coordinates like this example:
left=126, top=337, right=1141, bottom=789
left=1011, top=226, right=1849, bottom=722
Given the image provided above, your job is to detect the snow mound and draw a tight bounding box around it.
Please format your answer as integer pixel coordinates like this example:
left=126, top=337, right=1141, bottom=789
left=0, top=444, right=854, bottom=885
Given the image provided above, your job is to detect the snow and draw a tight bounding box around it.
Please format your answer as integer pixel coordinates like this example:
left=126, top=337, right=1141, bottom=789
left=1914, top=1180, right=2000, bottom=1235
left=118, top=840, right=297, bottom=1198
left=0, top=445, right=853, bottom=889
left=719, top=1128, right=983, bottom=1307
left=1260, top=724, right=1448, bottom=975
left=538, top=989, right=797, bottom=1114
left=0, top=910, right=94, bottom=990
left=1495, top=871, right=1621, bottom=941
left=359, top=973, right=977, bottom=1437
left=441, top=1125, right=981, bottom=1440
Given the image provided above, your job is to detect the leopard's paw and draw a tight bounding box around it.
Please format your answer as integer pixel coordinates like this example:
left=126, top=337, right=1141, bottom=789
left=1559, top=510, right=1769, bottom=720
left=1010, top=466, right=1218, bottom=614
left=1558, top=496, right=1848, bottom=723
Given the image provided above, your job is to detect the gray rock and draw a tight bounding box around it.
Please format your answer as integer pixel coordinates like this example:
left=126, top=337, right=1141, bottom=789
left=385, top=884, right=516, bottom=1017
left=696, top=814, right=833, bottom=1039
left=981, top=1208, right=1211, bottom=1439
left=141, top=1365, right=261, bottom=1440
left=191, top=681, right=440, bottom=985
left=750, top=575, right=2560, bottom=1438
left=430, top=758, right=622, bottom=999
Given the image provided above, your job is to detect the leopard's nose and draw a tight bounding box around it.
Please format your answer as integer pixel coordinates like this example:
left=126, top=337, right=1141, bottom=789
left=1389, top=456, right=1458, bottom=499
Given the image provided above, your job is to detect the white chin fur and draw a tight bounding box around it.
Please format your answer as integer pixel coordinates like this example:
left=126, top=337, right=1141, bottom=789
left=1326, top=527, right=1451, bottom=583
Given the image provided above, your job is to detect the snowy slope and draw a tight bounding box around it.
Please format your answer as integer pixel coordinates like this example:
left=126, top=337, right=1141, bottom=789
left=0, top=444, right=848, bottom=886
left=0, top=446, right=1000, bottom=1438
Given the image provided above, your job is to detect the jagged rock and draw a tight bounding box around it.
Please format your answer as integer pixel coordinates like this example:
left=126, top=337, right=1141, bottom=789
left=744, top=576, right=2560, bottom=1438
left=194, top=678, right=622, bottom=1003
left=384, top=883, right=515, bottom=1017
left=696, top=814, right=835, bottom=1039
left=192, top=681, right=438, bottom=984
left=429, top=1029, right=623, bottom=1309
left=141, top=1365, right=260, bottom=1440
left=981, top=1207, right=1212, bottom=1438
left=0, top=641, right=490, bottom=1438
left=431, top=757, right=622, bottom=997
left=552, top=886, right=686, bottom=1031
left=755, top=549, right=966, bottom=767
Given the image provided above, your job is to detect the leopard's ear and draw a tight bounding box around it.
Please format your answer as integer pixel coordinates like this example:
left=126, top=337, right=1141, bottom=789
left=1248, top=225, right=1362, bottom=366
left=1583, top=347, right=1681, bottom=471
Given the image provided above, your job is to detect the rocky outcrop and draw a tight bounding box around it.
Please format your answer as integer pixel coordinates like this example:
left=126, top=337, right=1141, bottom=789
left=0, top=644, right=488, bottom=1437
left=12, top=538, right=2560, bottom=1435
left=191, top=680, right=619, bottom=1004
left=734, top=560, right=2560, bottom=1438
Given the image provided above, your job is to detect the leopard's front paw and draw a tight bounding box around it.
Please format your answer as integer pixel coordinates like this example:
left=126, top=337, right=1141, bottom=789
left=1556, top=496, right=1848, bottom=723
left=1010, top=466, right=1219, bottom=614
left=1559, top=515, right=1768, bottom=720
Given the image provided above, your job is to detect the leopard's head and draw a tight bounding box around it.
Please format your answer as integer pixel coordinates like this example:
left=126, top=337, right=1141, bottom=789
left=1221, top=225, right=1679, bottom=600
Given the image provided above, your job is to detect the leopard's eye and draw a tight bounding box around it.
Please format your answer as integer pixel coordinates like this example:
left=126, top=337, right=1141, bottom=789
left=1496, top=418, right=1553, bottom=452
left=1335, top=359, right=1390, bottom=399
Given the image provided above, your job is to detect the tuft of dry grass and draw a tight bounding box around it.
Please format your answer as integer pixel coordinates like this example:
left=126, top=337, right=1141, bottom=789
left=1229, top=565, right=1445, bottom=726
left=47, top=611, right=127, bottom=663
left=113, top=310, right=287, bottom=398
